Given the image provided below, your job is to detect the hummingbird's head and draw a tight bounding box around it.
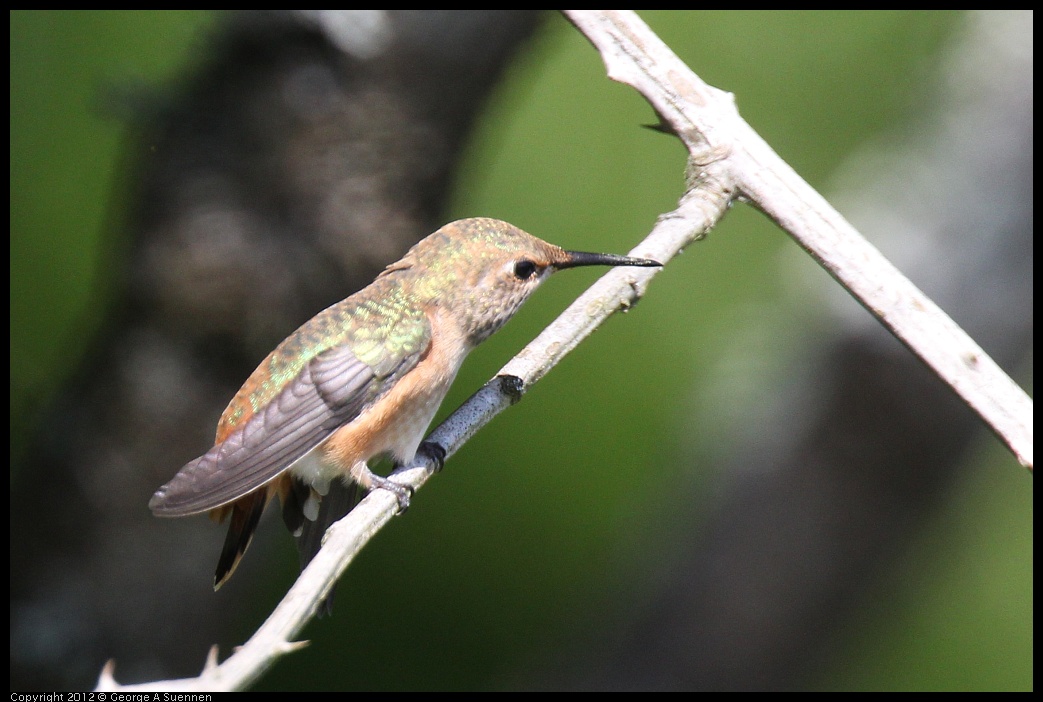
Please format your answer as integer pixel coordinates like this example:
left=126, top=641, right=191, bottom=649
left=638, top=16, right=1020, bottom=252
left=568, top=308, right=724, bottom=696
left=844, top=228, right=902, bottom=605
left=392, top=218, right=660, bottom=345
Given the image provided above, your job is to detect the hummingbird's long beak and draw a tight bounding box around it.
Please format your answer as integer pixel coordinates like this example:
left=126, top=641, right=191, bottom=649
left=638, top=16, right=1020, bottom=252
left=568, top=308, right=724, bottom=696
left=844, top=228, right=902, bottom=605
left=557, top=251, right=662, bottom=270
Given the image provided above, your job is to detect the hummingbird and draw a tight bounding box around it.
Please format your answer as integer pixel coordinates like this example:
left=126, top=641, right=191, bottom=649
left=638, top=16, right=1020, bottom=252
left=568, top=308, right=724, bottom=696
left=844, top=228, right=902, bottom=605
left=149, top=217, right=660, bottom=602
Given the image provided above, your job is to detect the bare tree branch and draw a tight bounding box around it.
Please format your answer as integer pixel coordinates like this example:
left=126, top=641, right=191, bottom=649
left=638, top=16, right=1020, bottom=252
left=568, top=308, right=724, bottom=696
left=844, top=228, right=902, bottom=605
left=564, top=10, right=1032, bottom=470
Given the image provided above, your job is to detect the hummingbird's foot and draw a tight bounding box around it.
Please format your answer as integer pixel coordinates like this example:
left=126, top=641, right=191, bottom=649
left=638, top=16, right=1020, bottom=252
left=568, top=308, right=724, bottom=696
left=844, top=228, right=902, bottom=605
left=366, top=474, right=414, bottom=514
left=418, top=441, right=447, bottom=473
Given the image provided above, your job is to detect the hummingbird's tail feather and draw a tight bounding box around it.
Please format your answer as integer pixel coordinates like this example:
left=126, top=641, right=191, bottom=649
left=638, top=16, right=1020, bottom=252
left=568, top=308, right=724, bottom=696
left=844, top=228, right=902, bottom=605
left=293, top=478, right=362, bottom=617
left=213, top=490, right=268, bottom=589
left=280, top=476, right=312, bottom=536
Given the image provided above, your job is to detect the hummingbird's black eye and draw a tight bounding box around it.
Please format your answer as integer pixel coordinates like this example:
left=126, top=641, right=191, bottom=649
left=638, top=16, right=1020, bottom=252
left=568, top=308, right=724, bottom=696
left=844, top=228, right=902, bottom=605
left=513, top=259, right=538, bottom=280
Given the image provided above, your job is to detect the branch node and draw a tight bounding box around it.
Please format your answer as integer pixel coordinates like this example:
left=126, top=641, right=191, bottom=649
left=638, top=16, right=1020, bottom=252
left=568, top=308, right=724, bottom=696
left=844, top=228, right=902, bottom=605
left=96, top=659, right=118, bottom=690
left=279, top=640, right=312, bottom=654
left=498, top=374, right=525, bottom=404
left=203, top=644, right=221, bottom=672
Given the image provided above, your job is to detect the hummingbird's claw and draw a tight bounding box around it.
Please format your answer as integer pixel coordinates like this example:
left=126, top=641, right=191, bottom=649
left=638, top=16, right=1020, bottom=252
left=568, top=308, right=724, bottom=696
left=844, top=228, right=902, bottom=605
left=365, top=474, right=414, bottom=514
left=418, top=441, right=447, bottom=473
left=391, top=484, right=414, bottom=515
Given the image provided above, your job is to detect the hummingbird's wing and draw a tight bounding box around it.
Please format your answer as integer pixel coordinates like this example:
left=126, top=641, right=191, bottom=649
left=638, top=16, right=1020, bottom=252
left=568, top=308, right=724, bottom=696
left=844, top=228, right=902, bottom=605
left=149, top=332, right=428, bottom=517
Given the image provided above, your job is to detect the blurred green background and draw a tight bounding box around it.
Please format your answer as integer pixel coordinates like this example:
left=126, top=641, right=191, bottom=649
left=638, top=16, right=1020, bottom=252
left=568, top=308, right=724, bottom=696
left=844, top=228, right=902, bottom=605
left=10, top=10, right=1031, bottom=691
